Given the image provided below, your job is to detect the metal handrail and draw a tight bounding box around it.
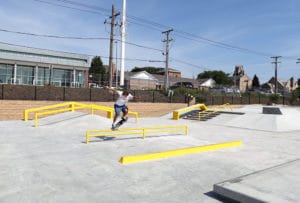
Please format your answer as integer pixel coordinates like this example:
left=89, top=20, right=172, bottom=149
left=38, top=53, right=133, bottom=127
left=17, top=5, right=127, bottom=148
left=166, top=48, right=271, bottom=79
left=86, top=125, right=188, bottom=144
left=198, top=103, right=232, bottom=121
left=24, top=101, right=139, bottom=127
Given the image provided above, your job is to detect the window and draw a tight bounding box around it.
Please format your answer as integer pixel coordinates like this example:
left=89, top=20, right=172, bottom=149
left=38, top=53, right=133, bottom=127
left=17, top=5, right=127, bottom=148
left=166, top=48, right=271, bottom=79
left=74, top=70, right=84, bottom=87
left=37, top=67, right=50, bottom=86
left=0, top=63, right=13, bottom=84
left=52, top=68, right=72, bottom=87
left=16, top=65, right=34, bottom=85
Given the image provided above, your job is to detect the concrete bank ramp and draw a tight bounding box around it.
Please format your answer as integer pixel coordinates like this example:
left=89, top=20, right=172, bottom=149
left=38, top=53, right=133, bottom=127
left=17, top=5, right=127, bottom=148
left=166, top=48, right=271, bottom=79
left=207, top=105, right=300, bottom=132
left=214, top=159, right=300, bottom=203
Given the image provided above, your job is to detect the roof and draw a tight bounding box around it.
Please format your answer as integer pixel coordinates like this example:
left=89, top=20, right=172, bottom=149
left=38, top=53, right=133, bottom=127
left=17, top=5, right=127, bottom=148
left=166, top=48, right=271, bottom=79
left=129, top=71, right=158, bottom=81
left=156, top=68, right=181, bottom=73
left=0, top=42, right=90, bottom=68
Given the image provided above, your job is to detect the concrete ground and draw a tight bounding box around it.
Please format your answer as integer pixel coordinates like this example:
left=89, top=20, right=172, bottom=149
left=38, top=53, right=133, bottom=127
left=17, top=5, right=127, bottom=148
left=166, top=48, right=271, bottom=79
left=0, top=105, right=299, bottom=202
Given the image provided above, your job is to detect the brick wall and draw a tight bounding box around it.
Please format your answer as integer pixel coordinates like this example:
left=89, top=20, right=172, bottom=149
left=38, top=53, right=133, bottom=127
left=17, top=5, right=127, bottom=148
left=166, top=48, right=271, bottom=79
left=0, top=100, right=187, bottom=120
left=0, top=84, right=186, bottom=103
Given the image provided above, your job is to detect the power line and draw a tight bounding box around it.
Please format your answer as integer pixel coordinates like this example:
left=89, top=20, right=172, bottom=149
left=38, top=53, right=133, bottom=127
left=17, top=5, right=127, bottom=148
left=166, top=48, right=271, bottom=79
left=0, top=28, right=108, bottom=40
left=0, top=28, right=163, bottom=52
left=34, top=0, right=108, bottom=16
left=0, top=41, right=162, bottom=63
left=34, top=0, right=281, bottom=58
left=19, top=0, right=300, bottom=71
left=170, top=57, right=209, bottom=71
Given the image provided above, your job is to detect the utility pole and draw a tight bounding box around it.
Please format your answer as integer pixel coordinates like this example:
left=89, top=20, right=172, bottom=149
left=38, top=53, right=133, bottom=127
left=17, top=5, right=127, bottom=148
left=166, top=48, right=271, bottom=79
left=107, top=5, right=120, bottom=87
left=271, top=56, right=281, bottom=94
left=162, top=28, right=173, bottom=91
left=115, top=40, right=118, bottom=88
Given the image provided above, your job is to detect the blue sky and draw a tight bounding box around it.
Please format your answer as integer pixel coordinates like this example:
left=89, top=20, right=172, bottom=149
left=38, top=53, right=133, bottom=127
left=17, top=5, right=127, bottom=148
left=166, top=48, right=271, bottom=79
left=0, top=0, right=299, bottom=82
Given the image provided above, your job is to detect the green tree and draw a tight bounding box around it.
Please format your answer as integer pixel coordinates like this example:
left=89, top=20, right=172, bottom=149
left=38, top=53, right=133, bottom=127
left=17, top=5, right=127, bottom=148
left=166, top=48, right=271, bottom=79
left=131, top=67, right=161, bottom=74
left=197, top=70, right=231, bottom=85
left=89, top=56, right=106, bottom=85
left=252, top=74, right=260, bottom=89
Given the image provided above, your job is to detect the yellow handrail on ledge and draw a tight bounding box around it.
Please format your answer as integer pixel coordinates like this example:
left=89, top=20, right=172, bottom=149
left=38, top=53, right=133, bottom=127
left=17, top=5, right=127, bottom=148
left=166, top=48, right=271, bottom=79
left=198, top=103, right=233, bottom=121
left=173, top=103, right=208, bottom=120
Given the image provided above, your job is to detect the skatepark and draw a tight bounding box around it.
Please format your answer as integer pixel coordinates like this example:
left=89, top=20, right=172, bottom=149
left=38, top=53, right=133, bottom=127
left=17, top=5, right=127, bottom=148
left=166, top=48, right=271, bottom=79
left=0, top=102, right=300, bottom=202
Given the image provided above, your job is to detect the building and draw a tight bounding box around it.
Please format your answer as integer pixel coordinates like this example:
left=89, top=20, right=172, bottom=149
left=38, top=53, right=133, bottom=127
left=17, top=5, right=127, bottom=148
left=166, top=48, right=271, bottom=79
left=198, top=78, right=216, bottom=89
left=0, top=43, right=90, bottom=87
left=232, top=65, right=252, bottom=93
left=156, top=68, right=181, bottom=78
left=285, top=77, right=299, bottom=92
left=261, top=77, right=294, bottom=94
left=124, top=71, right=158, bottom=90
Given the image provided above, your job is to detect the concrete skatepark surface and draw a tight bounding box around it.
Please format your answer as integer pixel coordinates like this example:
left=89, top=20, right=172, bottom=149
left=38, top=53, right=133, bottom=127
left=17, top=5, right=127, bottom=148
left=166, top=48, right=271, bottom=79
left=0, top=105, right=299, bottom=202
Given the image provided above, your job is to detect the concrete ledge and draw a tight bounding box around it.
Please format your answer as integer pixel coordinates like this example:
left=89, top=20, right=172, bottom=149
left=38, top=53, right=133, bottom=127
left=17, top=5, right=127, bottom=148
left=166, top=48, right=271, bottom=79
left=119, top=141, right=243, bottom=164
left=213, top=159, right=300, bottom=203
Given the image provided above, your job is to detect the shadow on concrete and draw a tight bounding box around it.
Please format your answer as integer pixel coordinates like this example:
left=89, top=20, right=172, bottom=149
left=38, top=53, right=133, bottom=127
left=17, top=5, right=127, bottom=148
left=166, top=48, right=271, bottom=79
left=204, top=191, right=239, bottom=203
left=84, top=133, right=184, bottom=143
left=34, top=113, right=89, bottom=127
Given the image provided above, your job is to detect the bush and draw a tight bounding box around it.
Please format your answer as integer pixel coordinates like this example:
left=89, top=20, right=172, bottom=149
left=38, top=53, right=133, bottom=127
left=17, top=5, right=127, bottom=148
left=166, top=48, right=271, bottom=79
left=289, top=88, right=300, bottom=105
left=268, top=94, right=281, bottom=104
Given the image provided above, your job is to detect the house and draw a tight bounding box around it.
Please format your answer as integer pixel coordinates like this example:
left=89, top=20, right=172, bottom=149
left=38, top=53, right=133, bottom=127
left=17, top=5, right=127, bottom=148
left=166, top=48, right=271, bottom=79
left=261, top=77, right=286, bottom=94
left=156, top=68, right=181, bottom=78
left=285, top=77, right=299, bottom=92
left=123, top=67, right=216, bottom=90
left=198, top=78, right=216, bottom=89
left=124, top=71, right=158, bottom=90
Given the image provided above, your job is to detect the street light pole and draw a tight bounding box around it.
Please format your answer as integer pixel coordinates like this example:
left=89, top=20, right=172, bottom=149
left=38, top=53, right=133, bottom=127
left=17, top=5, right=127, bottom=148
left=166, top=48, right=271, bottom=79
left=115, top=40, right=118, bottom=88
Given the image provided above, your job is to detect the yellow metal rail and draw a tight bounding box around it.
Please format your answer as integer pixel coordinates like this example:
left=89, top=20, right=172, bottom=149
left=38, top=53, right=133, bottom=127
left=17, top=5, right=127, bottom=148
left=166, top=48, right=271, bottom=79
left=211, top=103, right=233, bottom=111
left=86, top=125, right=188, bottom=144
left=198, top=103, right=233, bottom=121
left=173, top=103, right=208, bottom=120
left=25, top=101, right=138, bottom=127
left=119, top=141, right=243, bottom=164
left=35, top=107, right=73, bottom=127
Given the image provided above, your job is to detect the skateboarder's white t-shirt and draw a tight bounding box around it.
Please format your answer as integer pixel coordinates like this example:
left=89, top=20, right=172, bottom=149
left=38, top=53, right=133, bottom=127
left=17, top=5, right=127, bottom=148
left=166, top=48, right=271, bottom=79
left=115, top=91, right=134, bottom=106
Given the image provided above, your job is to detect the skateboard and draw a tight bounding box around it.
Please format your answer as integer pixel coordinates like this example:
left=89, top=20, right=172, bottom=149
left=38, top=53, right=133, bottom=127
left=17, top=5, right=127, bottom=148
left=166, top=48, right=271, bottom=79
left=112, top=117, right=128, bottom=130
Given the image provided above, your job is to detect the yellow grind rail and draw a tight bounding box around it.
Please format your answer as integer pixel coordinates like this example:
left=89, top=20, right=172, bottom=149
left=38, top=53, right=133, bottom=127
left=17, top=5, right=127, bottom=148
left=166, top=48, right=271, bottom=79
left=86, top=125, right=188, bottom=144
left=24, top=102, right=138, bottom=127
left=119, top=141, right=243, bottom=164
left=209, top=103, right=233, bottom=112
left=198, top=103, right=233, bottom=121
left=173, top=103, right=208, bottom=120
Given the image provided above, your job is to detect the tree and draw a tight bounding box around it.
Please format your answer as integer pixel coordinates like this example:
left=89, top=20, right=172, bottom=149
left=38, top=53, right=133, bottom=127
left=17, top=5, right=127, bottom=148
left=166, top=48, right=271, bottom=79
left=197, top=70, right=231, bottom=85
left=131, top=67, right=161, bottom=74
left=89, top=56, right=106, bottom=85
left=252, top=74, right=260, bottom=89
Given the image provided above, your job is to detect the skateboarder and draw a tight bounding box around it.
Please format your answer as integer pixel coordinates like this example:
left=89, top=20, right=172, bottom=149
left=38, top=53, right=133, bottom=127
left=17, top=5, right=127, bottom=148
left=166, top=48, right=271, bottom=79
left=105, top=86, right=136, bottom=130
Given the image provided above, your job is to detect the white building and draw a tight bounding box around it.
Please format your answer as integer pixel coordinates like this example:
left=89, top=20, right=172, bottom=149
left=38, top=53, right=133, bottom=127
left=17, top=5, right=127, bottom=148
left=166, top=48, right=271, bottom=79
left=0, top=43, right=90, bottom=87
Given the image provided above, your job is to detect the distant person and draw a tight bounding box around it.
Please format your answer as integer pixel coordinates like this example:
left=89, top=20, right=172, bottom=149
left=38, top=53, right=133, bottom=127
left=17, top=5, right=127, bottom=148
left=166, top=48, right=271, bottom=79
left=105, top=86, right=137, bottom=129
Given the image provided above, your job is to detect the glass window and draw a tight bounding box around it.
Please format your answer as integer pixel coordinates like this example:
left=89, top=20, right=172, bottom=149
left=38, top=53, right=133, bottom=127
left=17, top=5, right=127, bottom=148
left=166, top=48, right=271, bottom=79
left=16, top=65, right=34, bottom=85
left=36, top=67, right=50, bottom=86
left=0, top=63, right=14, bottom=84
left=52, top=68, right=72, bottom=87
left=74, top=70, right=84, bottom=87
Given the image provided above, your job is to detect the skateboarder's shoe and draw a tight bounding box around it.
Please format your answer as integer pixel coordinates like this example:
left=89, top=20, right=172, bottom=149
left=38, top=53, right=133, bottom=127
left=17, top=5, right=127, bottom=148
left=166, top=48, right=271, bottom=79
left=111, top=124, right=117, bottom=130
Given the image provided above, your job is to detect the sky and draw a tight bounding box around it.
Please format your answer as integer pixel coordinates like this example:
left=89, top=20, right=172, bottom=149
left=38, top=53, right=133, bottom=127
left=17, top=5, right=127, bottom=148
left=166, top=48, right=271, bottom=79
left=0, top=0, right=299, bottom=83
